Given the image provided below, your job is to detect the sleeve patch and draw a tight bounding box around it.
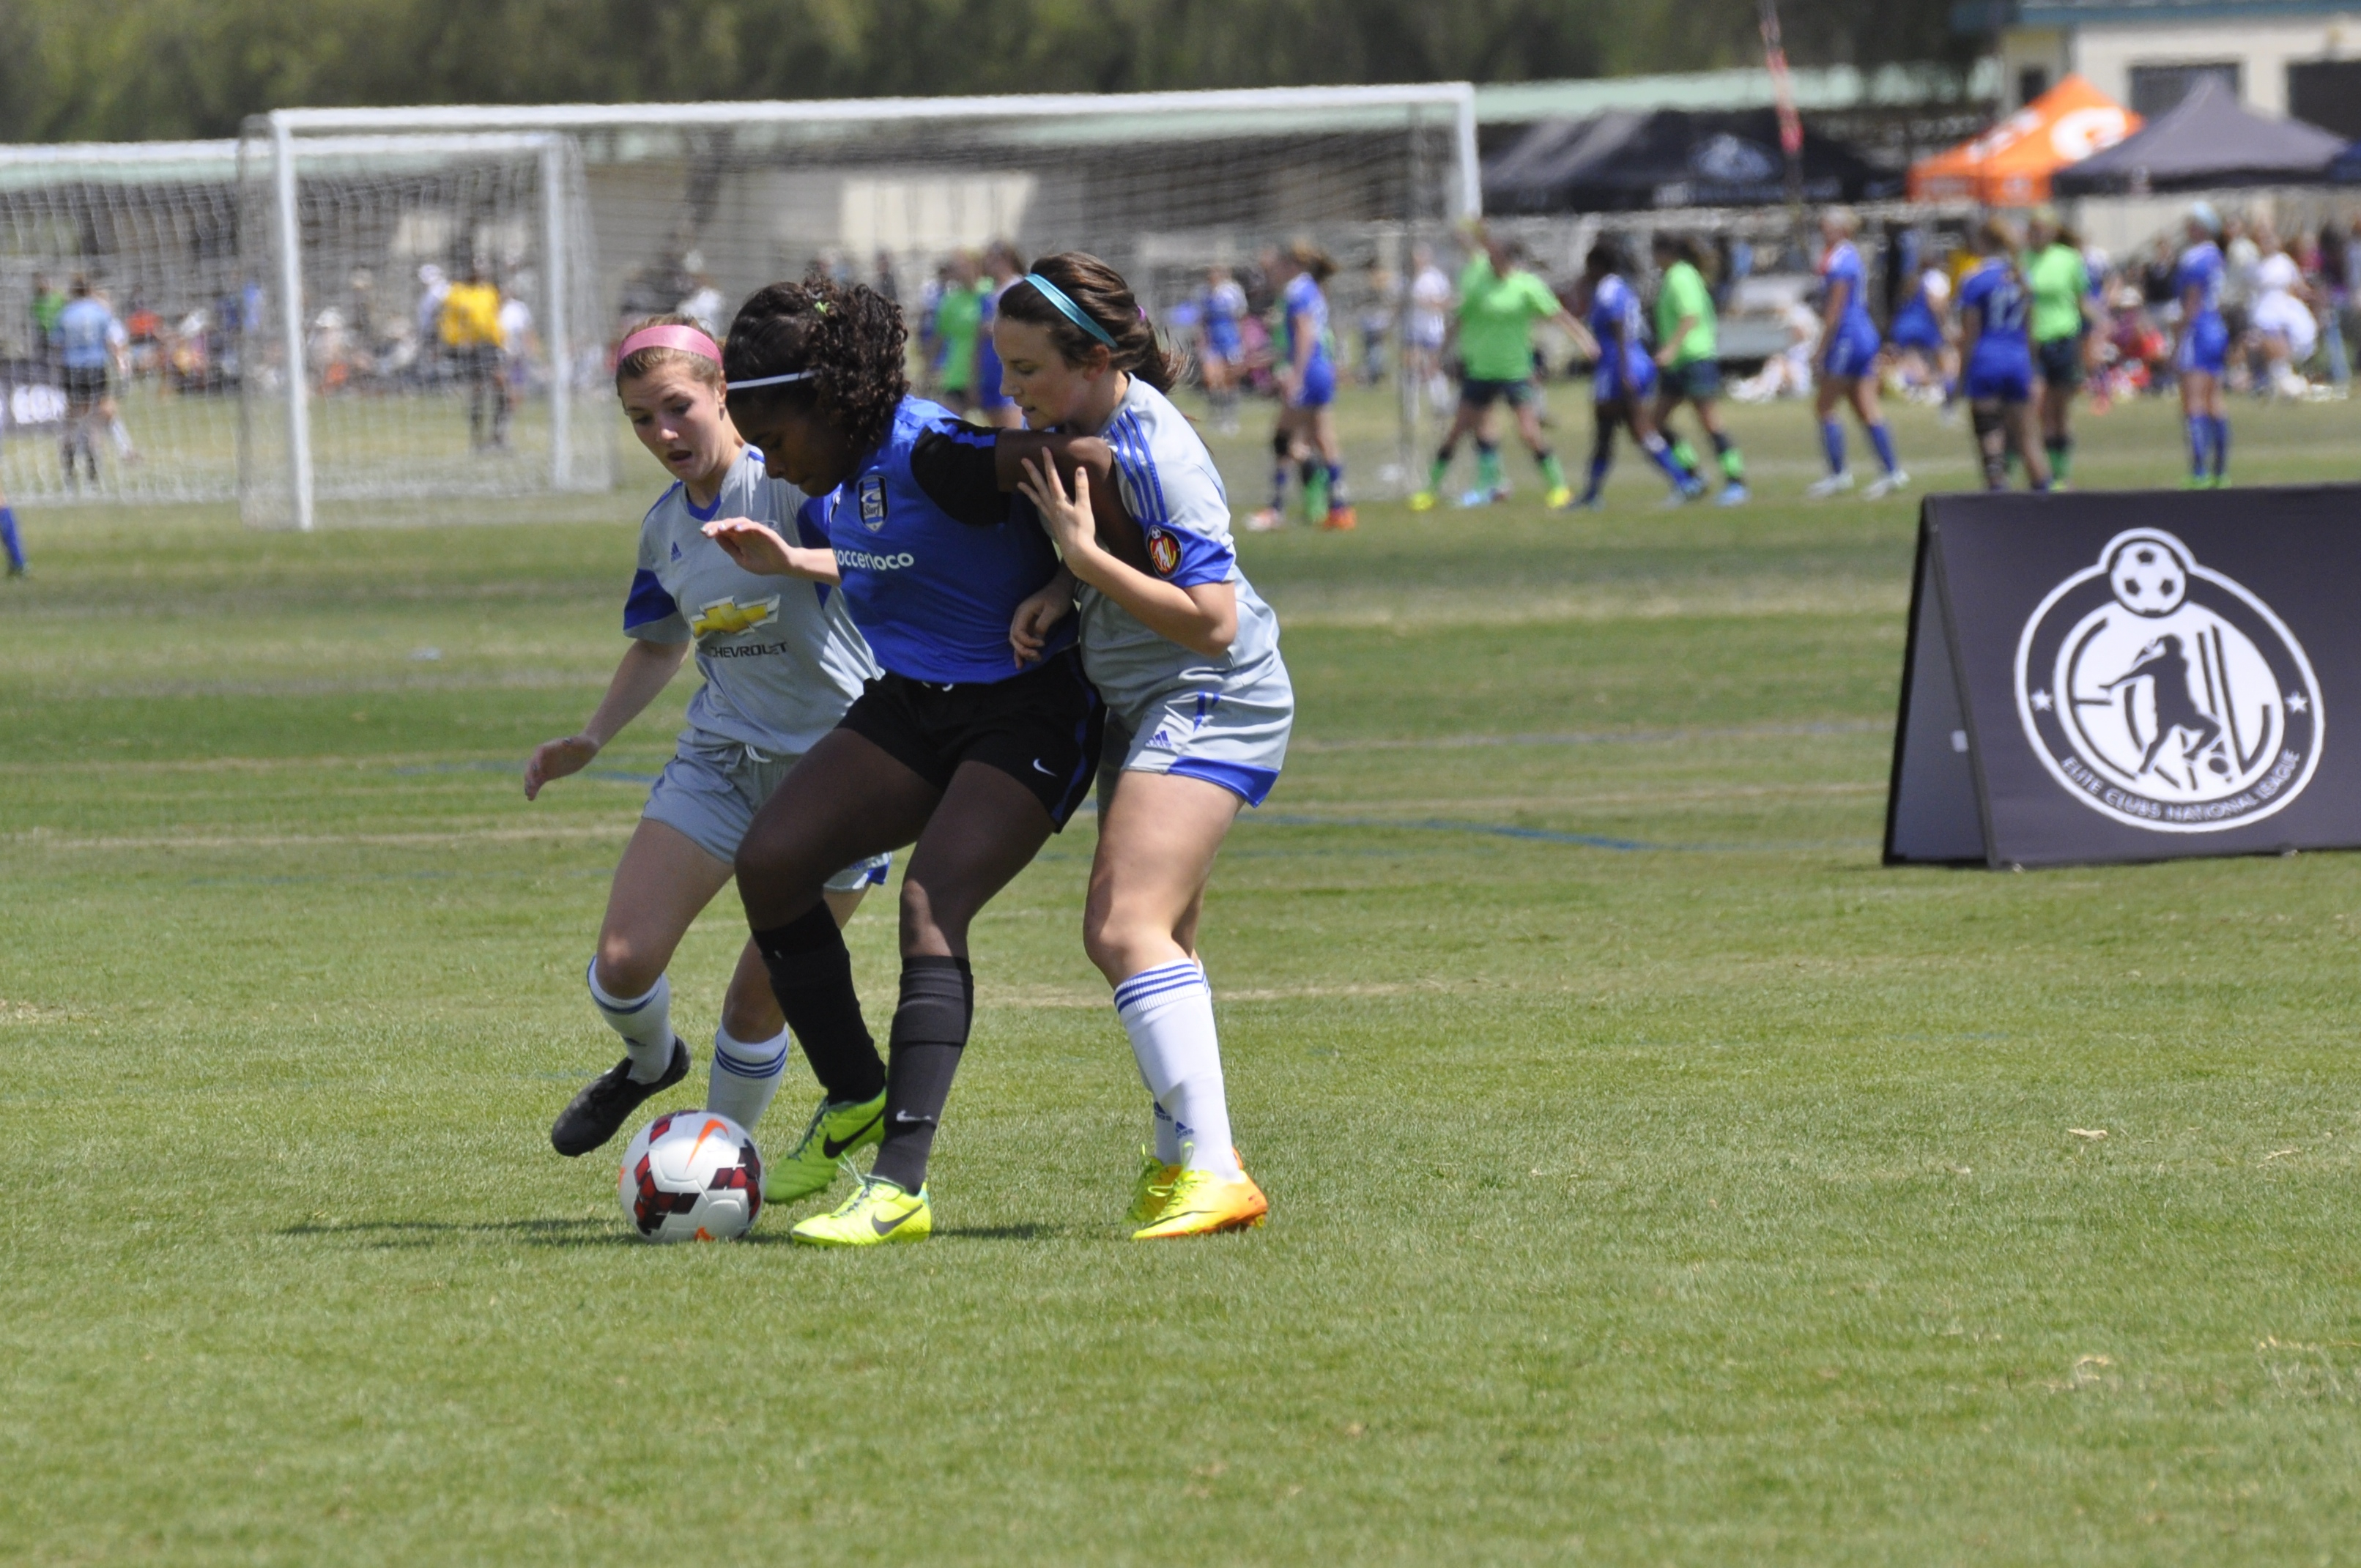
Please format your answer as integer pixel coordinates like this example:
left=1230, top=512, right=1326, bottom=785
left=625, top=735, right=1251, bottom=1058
left=1147, top=528, right=1181, bottom=576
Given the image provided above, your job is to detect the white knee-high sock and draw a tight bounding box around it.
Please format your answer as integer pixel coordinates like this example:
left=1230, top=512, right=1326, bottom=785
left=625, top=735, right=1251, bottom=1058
left=1113, top=960, right=1239, bottom=1178
left=585, top=962, right=675, bottom=1083
left=706, top=1024, right=790, bottom=1132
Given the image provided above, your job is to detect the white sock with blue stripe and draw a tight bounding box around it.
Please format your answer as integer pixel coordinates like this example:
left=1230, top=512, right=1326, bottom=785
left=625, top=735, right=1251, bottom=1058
left=586, top=962, right=675, bottom=1084
left=1114, top=959, right=1239, bottom=1178
left=705, top=1024, right=790, bottom=1132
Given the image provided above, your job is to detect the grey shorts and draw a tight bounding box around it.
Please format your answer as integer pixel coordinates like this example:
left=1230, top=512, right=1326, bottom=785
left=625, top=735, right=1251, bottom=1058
left=643, top=739, right=891, bottom=892
left=1094, top=670, right=1294, bottom=814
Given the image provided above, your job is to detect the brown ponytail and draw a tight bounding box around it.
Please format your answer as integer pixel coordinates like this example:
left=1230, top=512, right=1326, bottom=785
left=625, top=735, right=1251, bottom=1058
left=998, top=250, right=1187, bottom=394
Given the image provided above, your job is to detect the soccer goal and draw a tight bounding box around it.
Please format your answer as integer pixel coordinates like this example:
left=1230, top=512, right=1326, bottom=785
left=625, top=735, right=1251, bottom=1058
left=242, top=84, right=1480, bottom=528
left=0, top=141, right=248, bottom=508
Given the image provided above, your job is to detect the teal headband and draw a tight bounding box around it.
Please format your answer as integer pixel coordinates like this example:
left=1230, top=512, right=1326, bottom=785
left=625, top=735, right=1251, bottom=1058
left=1021, top=272, right=1119, bottom=350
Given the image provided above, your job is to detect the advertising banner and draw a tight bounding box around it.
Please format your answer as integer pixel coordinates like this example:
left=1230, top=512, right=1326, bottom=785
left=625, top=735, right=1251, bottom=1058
left=1885, top=486, right=2361, bottom=869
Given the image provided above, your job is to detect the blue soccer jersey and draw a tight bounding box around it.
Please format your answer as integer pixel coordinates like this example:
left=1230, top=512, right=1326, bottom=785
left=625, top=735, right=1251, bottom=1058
left=1958, top=260, right=2031, bottom=370
left=801, top=395, right=1071, bottom=686
left=1278, top=274, right=1333, bottom=373
left=1586, top=274, right=1653, bottom=395
left=55, top=297, right=119, bottom=371
left=2176, top=242, right=2224, bottom=322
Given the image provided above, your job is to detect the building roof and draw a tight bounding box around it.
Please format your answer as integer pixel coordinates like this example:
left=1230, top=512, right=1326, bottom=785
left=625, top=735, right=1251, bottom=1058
left=1961, top=0, right=2357, bottom=31
left=1472, top=62, right=2001, bottom=125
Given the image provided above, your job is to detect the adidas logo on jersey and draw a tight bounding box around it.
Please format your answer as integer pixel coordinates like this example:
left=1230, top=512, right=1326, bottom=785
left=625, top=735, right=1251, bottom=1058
left=670, top=540, right=683, bottom=562
left=691, top=595, right=780, bottom=639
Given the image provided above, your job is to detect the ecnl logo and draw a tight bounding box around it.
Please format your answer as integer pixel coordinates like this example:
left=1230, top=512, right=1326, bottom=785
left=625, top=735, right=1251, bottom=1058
left=2015, top=529, right=2321, bottom=832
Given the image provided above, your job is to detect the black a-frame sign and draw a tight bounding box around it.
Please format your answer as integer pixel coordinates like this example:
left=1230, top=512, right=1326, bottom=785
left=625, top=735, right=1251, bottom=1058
left=1885, top=486, right=2361, bottom=869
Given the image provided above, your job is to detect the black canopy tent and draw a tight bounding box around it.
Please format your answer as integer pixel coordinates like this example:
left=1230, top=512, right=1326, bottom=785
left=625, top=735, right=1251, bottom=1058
left=1482, top=107, right=1897, bottom=213
left=2052, top=77, right=2345, bottom=196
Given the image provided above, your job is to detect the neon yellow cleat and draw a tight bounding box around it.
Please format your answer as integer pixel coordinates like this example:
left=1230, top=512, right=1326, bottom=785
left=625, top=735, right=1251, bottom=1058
left=1125, top=1147, right=1181, bottom=1226
left=1545, top=485, right=1574, bottom=509
left=790, top=1174, right=931, bottom=1246
left=1131, top=1165, right=1269, bottom=1240
left=1407, top=490, right=1439, bottom=513
left=764, top=1090, right=886, bottom=1203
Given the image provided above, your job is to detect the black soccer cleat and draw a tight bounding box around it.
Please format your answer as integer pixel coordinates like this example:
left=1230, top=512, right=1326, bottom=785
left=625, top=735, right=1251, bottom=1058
left=549, top=1038, right=690, bottom=1156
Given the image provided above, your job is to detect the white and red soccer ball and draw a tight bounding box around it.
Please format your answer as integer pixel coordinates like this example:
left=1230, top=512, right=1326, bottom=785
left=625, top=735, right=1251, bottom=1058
left=618, top=1110, right=762, bottom=1242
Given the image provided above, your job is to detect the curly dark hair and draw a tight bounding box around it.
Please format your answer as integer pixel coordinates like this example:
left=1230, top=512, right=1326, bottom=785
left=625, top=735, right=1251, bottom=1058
left=722, top=275, right=907, bottom=455
left=998, top=251, right=1187, bottom=394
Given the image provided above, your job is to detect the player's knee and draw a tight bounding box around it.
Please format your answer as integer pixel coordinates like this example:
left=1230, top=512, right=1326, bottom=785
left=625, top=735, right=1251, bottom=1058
left=897, top=878, right=971, bottom=957
left=591, top=937, right=660, bottom=1000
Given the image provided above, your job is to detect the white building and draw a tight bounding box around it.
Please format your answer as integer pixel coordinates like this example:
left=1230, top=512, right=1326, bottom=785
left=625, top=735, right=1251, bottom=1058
left=1969, top=0, right=2361, bottom=131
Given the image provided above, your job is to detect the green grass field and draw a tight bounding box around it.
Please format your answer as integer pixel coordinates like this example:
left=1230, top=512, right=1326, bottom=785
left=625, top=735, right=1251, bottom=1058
left=4, top=390, right=2360, bottom=1565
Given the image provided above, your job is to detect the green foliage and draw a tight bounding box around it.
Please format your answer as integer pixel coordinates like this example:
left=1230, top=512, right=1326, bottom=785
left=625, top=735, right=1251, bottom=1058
left=4, top=0, right=1971, bottom=143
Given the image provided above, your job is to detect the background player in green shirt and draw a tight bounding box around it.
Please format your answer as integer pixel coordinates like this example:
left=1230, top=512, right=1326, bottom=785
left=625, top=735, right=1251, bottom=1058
left=1650, top=233, right=1746, bottom=505
left=2025, top=209, right=2099, bottom=484
left=933, top=249, right=987, bottom=415
left=1412, top=226, right=1587, bottom=511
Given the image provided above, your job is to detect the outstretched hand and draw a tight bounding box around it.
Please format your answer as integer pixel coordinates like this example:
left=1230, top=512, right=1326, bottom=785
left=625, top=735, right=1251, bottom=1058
left=524, top=735, right=599, bottom=800
left=702, top=518, right=798, bottom=576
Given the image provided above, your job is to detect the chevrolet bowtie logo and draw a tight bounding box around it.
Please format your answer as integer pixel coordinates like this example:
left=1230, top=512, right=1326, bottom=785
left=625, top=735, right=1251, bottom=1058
left=691, top=595, right=779, bottom=638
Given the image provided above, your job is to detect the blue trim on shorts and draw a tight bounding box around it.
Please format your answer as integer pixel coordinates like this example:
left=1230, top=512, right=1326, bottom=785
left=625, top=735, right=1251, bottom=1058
left=1167, top=757, right=1279, bottom=806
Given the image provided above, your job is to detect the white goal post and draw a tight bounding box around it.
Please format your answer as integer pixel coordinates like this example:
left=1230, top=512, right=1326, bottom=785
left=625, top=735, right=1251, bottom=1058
left=245, top=83, right=1481, bottom=530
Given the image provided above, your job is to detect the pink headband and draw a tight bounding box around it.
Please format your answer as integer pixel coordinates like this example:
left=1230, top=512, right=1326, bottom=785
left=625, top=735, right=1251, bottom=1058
left=618, top=324, right=722, bottom=363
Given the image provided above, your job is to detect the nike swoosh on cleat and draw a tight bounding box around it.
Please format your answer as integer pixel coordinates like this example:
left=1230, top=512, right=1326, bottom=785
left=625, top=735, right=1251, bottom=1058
left=870, top=1206, right=922, bottom=1236
left=820, top=1111, right=882, bottom=1159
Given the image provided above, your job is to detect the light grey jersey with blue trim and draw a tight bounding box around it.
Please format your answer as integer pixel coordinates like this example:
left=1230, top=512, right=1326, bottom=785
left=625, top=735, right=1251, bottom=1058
left=1083, top=376, right=1289, bottom=721
left=625, top=448, right=879, bottom=757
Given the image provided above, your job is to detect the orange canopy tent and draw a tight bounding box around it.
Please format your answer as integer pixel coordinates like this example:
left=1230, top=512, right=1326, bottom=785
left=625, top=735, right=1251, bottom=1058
left=1908, top=76, right=2140, bottom=206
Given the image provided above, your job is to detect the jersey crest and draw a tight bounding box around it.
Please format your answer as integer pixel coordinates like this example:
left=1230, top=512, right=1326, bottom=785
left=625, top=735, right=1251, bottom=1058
left=858, top=475, right=889, bottom=533
left=690, top=595, right=780, bottom=639
left=1147, top=527, right=1181, bottom=576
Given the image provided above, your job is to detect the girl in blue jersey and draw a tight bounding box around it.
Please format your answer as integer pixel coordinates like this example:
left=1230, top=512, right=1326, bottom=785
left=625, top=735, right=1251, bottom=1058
left=1250, top=242, right=1353, bottom=532
left=1199, top=265, right=1248, bottom=434
left=970, top=242, right=1025, bottom=431
left=2174, top=203, right=2231, bottom=487
left=528, top=316, right=888, bottom=1173
left=1955, top=218, right=2051, bottom=493
left=1807, top=209, right=1909, bottom=500
left=1571, top=240, right=1702, bottom=509
left=993, top=252, right=1286, bottom=1238
left=703, top=276, right=1144, bottom=1246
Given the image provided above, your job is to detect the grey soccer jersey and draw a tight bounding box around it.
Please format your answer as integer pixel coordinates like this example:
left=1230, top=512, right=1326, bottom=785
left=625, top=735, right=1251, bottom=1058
left=624, top=449, right=878, bottom=756
left=1084, top=377, right=1289, bottom=720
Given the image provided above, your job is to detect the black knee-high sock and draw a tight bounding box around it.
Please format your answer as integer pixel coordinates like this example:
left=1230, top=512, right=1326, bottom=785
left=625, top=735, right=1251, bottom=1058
left=869, top=956, right=974, bottom=1192
left=750, top=903, right=884, bottom=1104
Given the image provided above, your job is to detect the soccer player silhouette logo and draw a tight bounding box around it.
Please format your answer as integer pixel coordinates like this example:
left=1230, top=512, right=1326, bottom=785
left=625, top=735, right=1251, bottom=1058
left=2101, top=633, right=2224, bottom=784
left=2017, top=529, right=2320, bottom=833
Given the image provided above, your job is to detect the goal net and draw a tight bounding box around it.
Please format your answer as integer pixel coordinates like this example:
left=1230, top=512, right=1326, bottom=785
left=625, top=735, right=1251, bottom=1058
left=234, top=129, right=607, bottom=530
left=0, top=141, right=248, bottom=508
left=242, top=86, right=1477, bottom=528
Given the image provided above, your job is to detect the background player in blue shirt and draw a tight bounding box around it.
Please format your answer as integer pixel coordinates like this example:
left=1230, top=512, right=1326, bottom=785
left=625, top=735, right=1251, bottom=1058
left=703, top=276, right=1149, bottom=1246
left=1198, top=265, right=1248, bottom=434
left=1955, top=218, right=2050, bottom=492
left=969, top=242, right=1024, bottom=431
left=2174, top=203, right=2231, bottom=487
left=1806, top=210, right=1908, bottom=500
left=1571, top=240, right=1702, bottom=508
left=53, top=277, right=123, bottom=488
left=1250, top=241, right=1352, bottom=532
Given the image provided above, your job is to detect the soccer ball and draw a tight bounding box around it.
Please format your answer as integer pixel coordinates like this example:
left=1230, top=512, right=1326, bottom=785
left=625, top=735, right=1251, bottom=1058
left=2107, top=532, right=2190, bottom=617
left=618, top=1110, right=763, bottom=1242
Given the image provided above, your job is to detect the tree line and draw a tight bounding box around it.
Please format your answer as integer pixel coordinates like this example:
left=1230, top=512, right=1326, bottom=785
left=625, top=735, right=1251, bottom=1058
left=2, top=0, right=1974, bottom=144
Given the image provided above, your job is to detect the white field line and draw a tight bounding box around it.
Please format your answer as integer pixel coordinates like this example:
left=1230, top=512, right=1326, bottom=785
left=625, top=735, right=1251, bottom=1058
left=3, top=822, right=636, bottom=852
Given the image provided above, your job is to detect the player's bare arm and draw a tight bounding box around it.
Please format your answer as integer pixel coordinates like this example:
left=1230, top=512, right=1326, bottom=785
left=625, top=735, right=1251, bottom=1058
left=525, top=636, right=689, bottom=799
